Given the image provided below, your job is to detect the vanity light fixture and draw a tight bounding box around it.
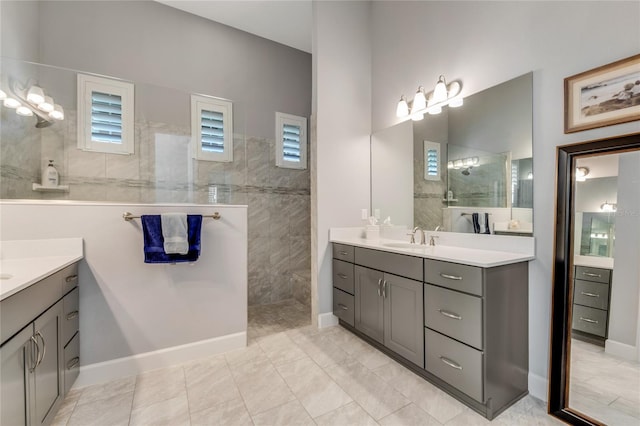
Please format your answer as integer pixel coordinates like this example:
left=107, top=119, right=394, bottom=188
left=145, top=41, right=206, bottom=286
left=575, top=166, right=590, bottom=182
left=1, top=79, right=64, bottom=127
left=600, top=201, right=617, bottom=212
left=448, top=156, right=479, bottom=169
left=396, top=75, right=464, bottom=120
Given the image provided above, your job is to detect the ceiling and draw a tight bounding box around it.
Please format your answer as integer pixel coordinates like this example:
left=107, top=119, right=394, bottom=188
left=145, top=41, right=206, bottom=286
left=576, top=153, right=620, bottom=179
left=156, top=0, right=312, bottom=53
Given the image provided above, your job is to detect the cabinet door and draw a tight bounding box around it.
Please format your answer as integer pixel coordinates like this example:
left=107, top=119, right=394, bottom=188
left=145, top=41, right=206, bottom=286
left=354, top=266, right=384, bottom=344
left=384, top=274, right=424, bottom=367
left=33, top=301, right=63, bottom=426
left=1, top=325, right=34, bottom=426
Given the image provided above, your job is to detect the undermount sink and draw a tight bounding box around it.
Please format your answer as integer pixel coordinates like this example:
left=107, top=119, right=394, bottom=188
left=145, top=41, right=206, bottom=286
left=382, top=242, right=426, bottom=249
left=0, top=273, right=13, bottom=280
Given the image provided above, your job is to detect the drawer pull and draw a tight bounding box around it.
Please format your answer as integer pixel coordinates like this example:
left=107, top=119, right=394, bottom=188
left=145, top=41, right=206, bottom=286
left=65, top=275, right=79, bottom=283
left=582, top=272, right=601, bottom=278
left=337, top=303, right=349, bottom=311
left=580, top=291, right=599, bottom=298
left=337, top=273, right=348, bottom=279
left=438, top=309, right=462, bottom=320
left=377, top=278, right=382, bottom=296
left=67, top=357, right=80, bottom=370
left=440, top=273, right=463, bottom=281
left=339, top=251, right=348, bottom=256
left=67, top=311, right=79, bottom=320
left=440, top=356, right=463, bottom=370
left=579, top=317, right=599, bottom=324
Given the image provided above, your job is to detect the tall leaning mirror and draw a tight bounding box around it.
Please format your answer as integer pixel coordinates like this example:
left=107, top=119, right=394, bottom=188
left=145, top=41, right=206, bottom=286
left=549, top=132, right=640, bottom=425
left=371, top=72, right=533, bottom=236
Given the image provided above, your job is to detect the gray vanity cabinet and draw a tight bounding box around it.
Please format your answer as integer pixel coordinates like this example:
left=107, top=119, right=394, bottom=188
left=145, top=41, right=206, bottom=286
left=0, top=262, right=79, bottom=426
left=572, top=265, right=613, bottom=344
left=352, top=248, right=424, bottom=368
left=354, top=266, right=385, bottom=343
left=0, top=301, right=63, bottom=426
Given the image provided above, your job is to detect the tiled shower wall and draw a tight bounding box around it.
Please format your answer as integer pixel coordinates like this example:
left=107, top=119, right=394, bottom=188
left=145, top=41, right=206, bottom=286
left=0, top=111, right=311, bottom=307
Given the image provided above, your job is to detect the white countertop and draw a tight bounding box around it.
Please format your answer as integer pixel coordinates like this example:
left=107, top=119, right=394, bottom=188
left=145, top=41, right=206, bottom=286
left=573, top=255, right=614, bottom=270
left=330, top=236, right=534, bottom=268
left=0, top=238, right=83, bottom=301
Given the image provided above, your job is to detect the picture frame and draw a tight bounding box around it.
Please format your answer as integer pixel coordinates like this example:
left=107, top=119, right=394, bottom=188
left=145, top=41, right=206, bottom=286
left=564, top=54, right=640, bottom=133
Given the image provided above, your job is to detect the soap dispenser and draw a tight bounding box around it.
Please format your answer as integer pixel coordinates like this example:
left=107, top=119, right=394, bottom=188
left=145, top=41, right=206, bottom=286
left=42, top=160, right=59, bottom=187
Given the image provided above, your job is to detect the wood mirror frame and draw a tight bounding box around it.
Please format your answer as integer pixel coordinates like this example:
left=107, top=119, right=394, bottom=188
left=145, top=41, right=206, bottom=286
left=548, top=132, right=640, bottom=425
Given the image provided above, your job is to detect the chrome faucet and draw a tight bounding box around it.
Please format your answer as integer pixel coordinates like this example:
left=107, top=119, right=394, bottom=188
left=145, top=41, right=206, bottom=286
left=408, top=227, right=426, bottom=245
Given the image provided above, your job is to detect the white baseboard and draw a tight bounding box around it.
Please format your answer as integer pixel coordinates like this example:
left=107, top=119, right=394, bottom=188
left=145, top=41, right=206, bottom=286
left=528, top=371, right=548, bottom=402
left=73, top=331, right=246, bottom=389
left=318, top=312, right=338, bottom=328
left=605, top=339, right=637, bottom=361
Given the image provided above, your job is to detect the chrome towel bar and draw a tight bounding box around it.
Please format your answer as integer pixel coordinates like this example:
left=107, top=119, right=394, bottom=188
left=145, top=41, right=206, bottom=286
left=122, top=211, right=221, bottom=221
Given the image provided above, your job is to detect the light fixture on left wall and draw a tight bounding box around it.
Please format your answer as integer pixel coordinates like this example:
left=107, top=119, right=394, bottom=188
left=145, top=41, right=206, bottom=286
left=0, top=79, right=65, bottom=128
left=396, top=75, right=464, bottom=121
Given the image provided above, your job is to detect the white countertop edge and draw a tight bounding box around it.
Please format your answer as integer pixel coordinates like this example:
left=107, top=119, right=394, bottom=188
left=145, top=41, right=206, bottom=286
left=329, top=236, right=535, bottom=268
left=573, top=255, right=614, bottom=269
left=0, top=255, right=83, bottom=301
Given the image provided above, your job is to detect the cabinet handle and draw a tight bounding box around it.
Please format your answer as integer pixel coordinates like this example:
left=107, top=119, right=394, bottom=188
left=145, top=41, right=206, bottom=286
left=67, top=357, right=80, bottom=370
left=440, top=356, right=463, bottom=370
left=377, top=278, right=382, bottom=296
left=67, top=310, right=79, bottom=320
left=438, top=309, right=462, bottom=320
left=29, top=336, right=39, bottom=373
left=582, top=272, right=601, bottom=278
left=65, top=274, right=79, bottom=283
left=337, top=273, right=348, bottom=279
left=580, top=291, right=599, bottom=298
left=339, top=251, right=348, bottom=256
left=337, top=303, right=348, bottom=311
left=35, top=332, right=46, bottom=368
left=579, top=317, right=599, bottom=324
left=440, top=273, right=463, bottom=281
left=382, top=280, right=388, bottom=298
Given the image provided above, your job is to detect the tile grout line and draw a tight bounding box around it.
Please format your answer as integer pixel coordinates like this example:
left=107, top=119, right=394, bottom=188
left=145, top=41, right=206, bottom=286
left=224, top=342, right=260, bottom=425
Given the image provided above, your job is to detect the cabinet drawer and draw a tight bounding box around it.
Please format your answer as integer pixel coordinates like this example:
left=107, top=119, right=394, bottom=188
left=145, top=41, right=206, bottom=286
left=355, top=247, right=422, bottom=282
left=575, top=266, right=611, bottom=284
left=64, top=332, right=80, bottom=395
left=574, top=280, right=609, bottom=310
left=572, top=305, right=607, bottom=337
left=62, top=287, right=79, bottom=346
left=425, top=259, right=483, bottom=296
left=62, top=263, right=79, bottom=295
left=425, top=328, right=483, bottom=402
left=333, top=244, right=355, bottom=263
left=333, top=288, right=355, bottom=327
left=333, top=259, right=355, bottom=295
left=425, top=284, right=483, bottom=350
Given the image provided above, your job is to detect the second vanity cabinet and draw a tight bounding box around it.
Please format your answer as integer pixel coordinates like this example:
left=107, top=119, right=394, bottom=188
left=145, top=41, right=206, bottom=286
left=1, top=263, right=80, bottom=426
left=571, top=265, right=613, bottom=345
left=332, top=242, right=529, bottom=420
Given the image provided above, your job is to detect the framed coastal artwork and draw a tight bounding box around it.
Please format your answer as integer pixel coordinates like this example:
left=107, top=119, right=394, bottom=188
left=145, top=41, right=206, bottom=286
left=565, top=54, right=640, bottom=133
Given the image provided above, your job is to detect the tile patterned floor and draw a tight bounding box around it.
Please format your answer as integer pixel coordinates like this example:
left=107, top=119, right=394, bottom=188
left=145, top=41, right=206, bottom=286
left=569, top=338, right=640, bottom=425
left=53, top=301, right=560, bottom=426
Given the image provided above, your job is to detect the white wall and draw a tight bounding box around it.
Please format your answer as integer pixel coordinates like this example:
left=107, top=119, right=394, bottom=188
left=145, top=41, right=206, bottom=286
left=0, top=201, right=247, bottom=384
left=370, top=1, right=640, bottom=399
left=607, top=152, right=640, bottom=360
left=312, top=1, right=372, bottom=319
left=371, top=120, right=413, bottom=227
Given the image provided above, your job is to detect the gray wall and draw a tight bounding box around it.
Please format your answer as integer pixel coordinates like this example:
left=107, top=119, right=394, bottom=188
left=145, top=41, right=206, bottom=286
left=609, top=151, right=640, bottom=348
left=1, top=0, right=312, bottom=307
left=575, top=177, right=618, bottom=213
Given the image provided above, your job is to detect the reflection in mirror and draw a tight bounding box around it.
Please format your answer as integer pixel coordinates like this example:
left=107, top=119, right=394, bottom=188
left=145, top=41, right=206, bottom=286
left=548, top=135, right=640, bottom=425
left=567, top=150, right=640, bottom=425
left=371, top=72, right=533, bottom=235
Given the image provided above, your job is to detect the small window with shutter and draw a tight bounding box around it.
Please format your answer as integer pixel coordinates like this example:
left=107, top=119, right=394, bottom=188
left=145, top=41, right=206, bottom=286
left=424, top=140, right=440, bottom=181
left=276, top=112, right=307, bottom=170
left=191, top=94, right=233, bottom=162
left=77, top=74, right=134, bottom=154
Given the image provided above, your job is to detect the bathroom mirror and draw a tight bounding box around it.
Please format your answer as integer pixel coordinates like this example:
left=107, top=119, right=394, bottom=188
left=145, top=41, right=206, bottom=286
left=549, top=133, right=640, bottom=426
left=371, top=72, right=533, bottom=234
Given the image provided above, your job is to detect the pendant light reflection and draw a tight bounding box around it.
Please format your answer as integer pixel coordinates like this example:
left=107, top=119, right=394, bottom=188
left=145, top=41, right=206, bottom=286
left=575, top=166, right=590, bottom=182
